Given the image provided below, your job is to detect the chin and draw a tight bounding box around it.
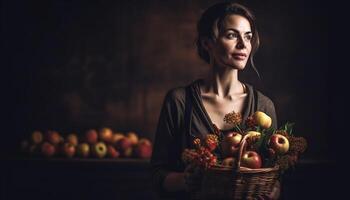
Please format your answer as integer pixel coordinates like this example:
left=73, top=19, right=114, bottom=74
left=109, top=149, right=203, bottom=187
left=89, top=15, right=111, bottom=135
left=230, top=63, right=247, bottom=70
left=226, top=60, right=248, bottom=70
left=216, top=59, right=247, bottom=70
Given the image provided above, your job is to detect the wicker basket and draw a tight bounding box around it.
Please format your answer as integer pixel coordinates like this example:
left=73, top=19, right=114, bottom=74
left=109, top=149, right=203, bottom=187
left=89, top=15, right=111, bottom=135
left=193, top=134, right=280, bottom=200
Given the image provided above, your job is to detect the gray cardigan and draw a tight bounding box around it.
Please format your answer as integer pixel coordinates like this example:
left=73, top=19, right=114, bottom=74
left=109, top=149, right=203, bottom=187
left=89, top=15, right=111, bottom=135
left=150, top=79, right=277, bottom=198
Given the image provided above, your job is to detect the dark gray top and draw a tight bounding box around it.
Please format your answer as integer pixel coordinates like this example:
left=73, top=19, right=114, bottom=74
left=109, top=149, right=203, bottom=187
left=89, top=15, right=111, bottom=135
left=150, top=79, right=277, bottom=198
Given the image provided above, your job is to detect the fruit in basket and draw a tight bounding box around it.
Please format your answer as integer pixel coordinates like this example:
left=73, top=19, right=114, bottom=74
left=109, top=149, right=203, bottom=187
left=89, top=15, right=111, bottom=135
left=85, top=129, right=98, bottom=144
left=107, top=145, right=120, bottom=158
left=92, top=142, right=107, bottom=158
left=241, top=151, right=262, bottom=169
left=66, top=133, right=79, bottom=146
left=77, top=143, right=90, bottom=158
left=244, top=131, right=262, bottom=144
left=99, top=127, right=113, bottom=143
left=46, top=130, right=62, bottom=145
left=253, top=111, right=272, bottom=129
left=134, top=141, right=152, bottom=159
left=204, top=134, right=218, bottom=152
left=62, top=142, right=76, bottom=158
left=221, top=132, right=242, bottom=157
left=245, top=131, right=261, bottom=138
left=31, top=131, right=44, bottom=144
left=41, top=142, right=56, bottom=157
left=126, top=131, right=139, bottom=145
left=268, top=134, right=289, bottom=154
left=222, top=157, right=236, bottom=167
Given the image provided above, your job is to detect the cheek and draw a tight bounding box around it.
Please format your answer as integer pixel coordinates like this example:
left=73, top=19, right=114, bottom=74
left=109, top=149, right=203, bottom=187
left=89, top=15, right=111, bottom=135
left=217, top=42, right=235, bottom=55
left=247, top=43, right=252, bottom=53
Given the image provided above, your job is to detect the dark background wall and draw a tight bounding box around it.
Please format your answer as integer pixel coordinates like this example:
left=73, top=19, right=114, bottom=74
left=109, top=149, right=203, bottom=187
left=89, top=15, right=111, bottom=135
left=4, top=0, right=333, bottom=161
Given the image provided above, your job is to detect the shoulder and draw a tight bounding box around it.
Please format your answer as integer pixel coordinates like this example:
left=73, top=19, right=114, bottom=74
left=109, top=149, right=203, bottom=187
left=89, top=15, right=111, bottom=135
left=164, top=87, right=186, bottom=103
left=256, top=90, right=275, bottom=108
left=245, top=83, right=275, bottom=109
left=162, top=86, right=188, bottom=111
left=164, top=80, right=199, bottom=104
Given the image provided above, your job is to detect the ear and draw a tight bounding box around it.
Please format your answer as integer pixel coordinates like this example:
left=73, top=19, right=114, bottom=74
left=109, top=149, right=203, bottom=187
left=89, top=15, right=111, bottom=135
left=201, top=38, right=213, bottom=51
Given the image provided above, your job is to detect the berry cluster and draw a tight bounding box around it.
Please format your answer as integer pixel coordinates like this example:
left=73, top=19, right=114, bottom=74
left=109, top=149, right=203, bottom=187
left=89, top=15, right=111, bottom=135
left=182, top=134, right=218, bottom=169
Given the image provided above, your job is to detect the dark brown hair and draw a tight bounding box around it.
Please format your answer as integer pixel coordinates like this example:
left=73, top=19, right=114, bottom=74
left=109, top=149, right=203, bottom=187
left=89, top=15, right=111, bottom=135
left=196, top=2, right=260, bottom=77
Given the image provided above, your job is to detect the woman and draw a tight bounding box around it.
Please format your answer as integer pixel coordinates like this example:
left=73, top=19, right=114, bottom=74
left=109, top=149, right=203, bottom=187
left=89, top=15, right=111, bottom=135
left=151, top=2, right=280, bottom=199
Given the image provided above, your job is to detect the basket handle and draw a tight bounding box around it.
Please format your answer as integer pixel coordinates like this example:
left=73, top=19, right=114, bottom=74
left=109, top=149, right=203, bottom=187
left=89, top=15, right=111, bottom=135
left=235, top=133, right=250, bottom=172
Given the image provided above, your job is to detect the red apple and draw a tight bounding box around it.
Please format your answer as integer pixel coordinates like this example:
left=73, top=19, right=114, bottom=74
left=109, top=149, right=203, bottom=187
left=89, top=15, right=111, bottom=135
left=77, top=143, right=90, bottom=158
left=85, top=129, right=98, bottom=144
left=268, top=134, right=289, bottom=154
left=46, top=130, right=62, bottom=145
left=253, top=111, right=272, bottom=129
left=126, top=131, right=138, bottom=145
left=41, top=142, right=56, bottom=157
left=222, top=157, right=236, bottom=167
left=221, top=131, right=242, bottom=158
left=99, top=127, right=113, bottom=143
left=116, top=137, right=132, bottom=152
left=107, top=145, right=120, bottom=158
left=66, top=133, right=79, bottom=146
left=138, top=138, right=152, bottom=146
left=31, top=130, right=43, bottom=144
left=62, top=143, right=76, bottom=158
left=112, top=132, right=125, bottom=145
left=92, top=142, right=107, bottom=158
left=134, top=142, right=152, bottom=159
left=241, top=151, right=262, bottom=169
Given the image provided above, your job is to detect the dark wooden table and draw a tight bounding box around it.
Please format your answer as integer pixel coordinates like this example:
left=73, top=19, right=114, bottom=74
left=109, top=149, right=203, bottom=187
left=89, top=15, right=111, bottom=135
left=1, top=157, right=337, bottom=200
left=1, top=157, right=155, bottom=200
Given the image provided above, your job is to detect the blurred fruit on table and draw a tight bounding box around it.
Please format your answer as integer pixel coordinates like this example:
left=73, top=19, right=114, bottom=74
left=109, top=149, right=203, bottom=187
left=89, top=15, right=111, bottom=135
left=19, top=127, right=153, bottom=159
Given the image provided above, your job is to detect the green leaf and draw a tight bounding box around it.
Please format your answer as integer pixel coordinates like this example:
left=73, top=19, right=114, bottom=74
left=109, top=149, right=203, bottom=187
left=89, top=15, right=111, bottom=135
left=284, top=122, right=295, bottom=135
left=256, top=126, right=262, bottom=132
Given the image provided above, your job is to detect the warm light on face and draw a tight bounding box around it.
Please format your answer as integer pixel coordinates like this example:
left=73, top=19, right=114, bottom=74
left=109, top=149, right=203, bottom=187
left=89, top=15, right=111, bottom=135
left=210, top=15, right=252, bottom=70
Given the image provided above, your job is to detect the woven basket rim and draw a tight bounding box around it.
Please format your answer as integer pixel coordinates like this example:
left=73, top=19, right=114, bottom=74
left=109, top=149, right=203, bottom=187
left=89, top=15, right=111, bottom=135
left=209, top=164, right=279, bottom=173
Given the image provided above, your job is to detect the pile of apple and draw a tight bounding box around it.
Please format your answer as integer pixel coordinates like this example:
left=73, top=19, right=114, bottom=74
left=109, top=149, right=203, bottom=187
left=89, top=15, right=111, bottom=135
left=220, top=111, right=291, bottom=169
left=20, top=128, right=153, bottom=159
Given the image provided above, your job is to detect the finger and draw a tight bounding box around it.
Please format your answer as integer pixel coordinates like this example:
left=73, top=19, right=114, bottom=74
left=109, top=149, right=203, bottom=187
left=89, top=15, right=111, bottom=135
left=270, top=185, right=281, bottom=200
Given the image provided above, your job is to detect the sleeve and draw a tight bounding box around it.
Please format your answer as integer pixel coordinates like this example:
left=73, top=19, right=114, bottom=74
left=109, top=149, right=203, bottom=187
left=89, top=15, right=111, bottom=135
left=150, top=89, right=185, bottom=196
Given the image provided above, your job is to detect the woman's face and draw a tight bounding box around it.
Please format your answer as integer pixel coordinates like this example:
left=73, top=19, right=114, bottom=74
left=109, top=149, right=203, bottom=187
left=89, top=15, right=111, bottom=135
left=209, top=14, right=252, bottom=70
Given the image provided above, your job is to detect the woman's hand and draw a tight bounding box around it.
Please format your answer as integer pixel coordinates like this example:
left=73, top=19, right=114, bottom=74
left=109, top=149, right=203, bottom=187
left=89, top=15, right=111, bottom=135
left=183, top=164, right=202, bottom=192
left=257, top=180, right=281, bottom=200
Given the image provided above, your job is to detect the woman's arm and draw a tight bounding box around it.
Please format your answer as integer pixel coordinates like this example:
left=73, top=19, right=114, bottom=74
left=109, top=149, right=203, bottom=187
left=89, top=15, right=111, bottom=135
left=151, top=89, right=186, bottom=196
left=164, top=163, right=203, bottom=193
left=163, top=172, right=186, bottom=192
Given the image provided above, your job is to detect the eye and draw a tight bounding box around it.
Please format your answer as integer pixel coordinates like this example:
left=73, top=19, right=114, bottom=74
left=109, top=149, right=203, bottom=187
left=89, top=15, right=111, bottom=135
left=227, top=32, right=239, bottom=39
left=245, top=34, right=253, bottom=41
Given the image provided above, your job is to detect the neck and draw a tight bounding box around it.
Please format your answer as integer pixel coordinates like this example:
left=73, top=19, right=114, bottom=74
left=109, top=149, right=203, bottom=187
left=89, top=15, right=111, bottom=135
left=203, top=66, right=243, bottom=98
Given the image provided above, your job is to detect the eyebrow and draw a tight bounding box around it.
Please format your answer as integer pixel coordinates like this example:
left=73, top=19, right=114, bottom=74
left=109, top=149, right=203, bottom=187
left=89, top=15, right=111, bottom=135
left=225, top=28, right=252, bottom=35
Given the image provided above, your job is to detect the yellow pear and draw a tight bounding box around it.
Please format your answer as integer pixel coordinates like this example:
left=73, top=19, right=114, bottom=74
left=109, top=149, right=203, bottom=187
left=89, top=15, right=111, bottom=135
left=245, top=131, right=261, bottom=139
left=253, top=111, right=272, bottom=129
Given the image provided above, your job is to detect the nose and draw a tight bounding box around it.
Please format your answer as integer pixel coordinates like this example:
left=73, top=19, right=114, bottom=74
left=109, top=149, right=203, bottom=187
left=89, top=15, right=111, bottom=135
left=236, top=37, right=246, bottom=49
